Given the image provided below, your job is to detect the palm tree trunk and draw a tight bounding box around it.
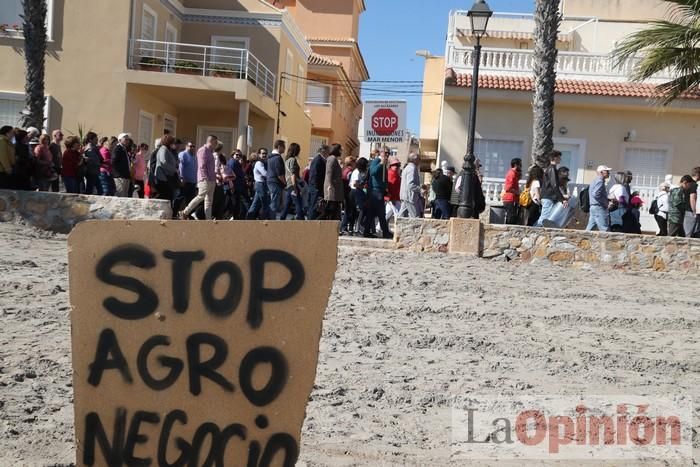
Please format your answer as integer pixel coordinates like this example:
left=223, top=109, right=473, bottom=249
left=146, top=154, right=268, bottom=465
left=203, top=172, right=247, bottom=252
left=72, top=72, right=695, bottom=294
left=21, top=0, right=48, bottom=129
left=531, top=0, right=561, bottom=168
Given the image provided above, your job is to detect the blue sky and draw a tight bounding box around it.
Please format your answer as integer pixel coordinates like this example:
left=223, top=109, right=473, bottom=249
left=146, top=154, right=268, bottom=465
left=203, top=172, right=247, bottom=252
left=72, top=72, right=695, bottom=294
left=359, top=0, right=534, bottom=135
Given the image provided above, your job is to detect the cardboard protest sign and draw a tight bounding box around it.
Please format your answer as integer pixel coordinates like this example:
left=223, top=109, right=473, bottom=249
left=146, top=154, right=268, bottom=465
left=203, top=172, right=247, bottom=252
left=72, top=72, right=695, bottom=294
left=68, top=221, right=338, bottom=466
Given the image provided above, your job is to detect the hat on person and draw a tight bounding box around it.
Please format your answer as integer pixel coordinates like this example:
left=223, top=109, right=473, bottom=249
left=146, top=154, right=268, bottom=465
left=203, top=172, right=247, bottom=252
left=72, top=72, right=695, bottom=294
left=597, top=165, right=613, bottom=172
left=117, top=132, right=131, bottom=141
left=388, top=156, right=400, bottom=166
left=446, top=166, right=456, bottom=173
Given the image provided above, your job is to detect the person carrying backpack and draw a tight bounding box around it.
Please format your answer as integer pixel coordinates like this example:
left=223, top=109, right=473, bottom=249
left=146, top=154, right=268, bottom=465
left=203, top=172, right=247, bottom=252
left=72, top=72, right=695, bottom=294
left=585, top=165, right=612, bottom=231
left=535, top=150, right=563, bottom=227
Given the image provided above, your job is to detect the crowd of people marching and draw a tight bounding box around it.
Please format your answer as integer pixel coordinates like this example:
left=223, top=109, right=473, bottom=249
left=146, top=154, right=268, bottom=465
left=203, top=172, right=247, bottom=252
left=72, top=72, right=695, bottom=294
left=1, top=124, right=699, bottom=238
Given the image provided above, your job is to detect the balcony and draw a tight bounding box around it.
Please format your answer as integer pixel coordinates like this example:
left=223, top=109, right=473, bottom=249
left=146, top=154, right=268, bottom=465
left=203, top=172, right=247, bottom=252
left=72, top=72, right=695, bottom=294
left=128, top=39, right=276, bottom=99
left=446, top=45, right=672, bottom=83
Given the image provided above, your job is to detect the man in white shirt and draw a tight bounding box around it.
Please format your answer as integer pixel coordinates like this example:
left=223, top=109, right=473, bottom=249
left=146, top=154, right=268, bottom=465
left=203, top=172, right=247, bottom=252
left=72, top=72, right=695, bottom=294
left=246, top=148, right=270, bottom=219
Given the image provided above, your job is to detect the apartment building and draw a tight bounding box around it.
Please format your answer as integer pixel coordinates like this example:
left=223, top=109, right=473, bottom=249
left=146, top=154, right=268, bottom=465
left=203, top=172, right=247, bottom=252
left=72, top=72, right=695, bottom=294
left=0, top=0, right=322, bottom=155
left=421, top=0, right=700, bottom=193
left=277, top=0, right=369, bottom=157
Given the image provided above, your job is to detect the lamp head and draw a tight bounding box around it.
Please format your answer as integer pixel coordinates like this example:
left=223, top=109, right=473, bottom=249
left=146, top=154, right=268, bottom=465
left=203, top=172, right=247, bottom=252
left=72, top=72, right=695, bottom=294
left=467, top=0, right=493, bottom=38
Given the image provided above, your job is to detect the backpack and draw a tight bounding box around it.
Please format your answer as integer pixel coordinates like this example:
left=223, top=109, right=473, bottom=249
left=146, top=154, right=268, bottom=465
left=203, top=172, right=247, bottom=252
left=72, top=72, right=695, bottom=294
left=147, top=148, right=159, bottom=186
left=648, top=198, right=659, bottom=216
left=579, top=186, right=591, bottom=213
left=519, top=188, right=532, bottom=208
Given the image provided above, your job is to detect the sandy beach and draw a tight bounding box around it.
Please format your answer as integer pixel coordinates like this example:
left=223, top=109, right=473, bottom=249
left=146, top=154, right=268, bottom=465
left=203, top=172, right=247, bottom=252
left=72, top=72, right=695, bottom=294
left=0, top=221, right=698, bottom=466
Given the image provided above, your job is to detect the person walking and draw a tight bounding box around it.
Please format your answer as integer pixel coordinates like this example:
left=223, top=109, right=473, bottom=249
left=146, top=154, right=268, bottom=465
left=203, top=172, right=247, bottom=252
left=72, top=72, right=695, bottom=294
left=321, top=144, right=344, bottom=221
left=689, top=167, right=700, bottom=238
left=307, top=145, right=328, bottom=220
left=523, top=165, right=543, bottom=226
left=61, top=136, right=83, bottom=194
left=586, top=165, right=612, bottom=231
left=98, top=137, right=116, bottom=196
left=179, top=135, right=218, bottom=220
left=534, top=150, right=563, bottom=227
left=227, top=150, right=248, bottom=219
left=48, top=129, right=63, bottom=192
left=247, top=148, right=271, bottom=220
left=431, top=166, right=454, bottom=220
left=653, top=182, right=670, bottom=236
left=350, top=157, right=369, bottom=235
left=363, top=149, right=392, bottom=238
left=266, top=140, right=286, bottom=219
left=668, top=175, right=694, bottom=237
left=131, top=143, right=148, bottom=199
left=174, top=142, right=197, bottom=212
left=398, top=153, right=422, bottom=218
left=385, top=156, right=402, bottom=223
left=153, top=135, right=179, bottom=205
left=82, top=132, right=102, bottom=195
left=112, top=133, right=132, bottom=197
left=34, top=134, right=56, bottom=192
left=280, top=143, right=305, bottom=220
left=0, top=126, right=15, bottom=189
left=502, top=158, right=523, bottom=225
left=340, top=156, right=356, bottom=234
left=608, top=171, right=629, bottom=232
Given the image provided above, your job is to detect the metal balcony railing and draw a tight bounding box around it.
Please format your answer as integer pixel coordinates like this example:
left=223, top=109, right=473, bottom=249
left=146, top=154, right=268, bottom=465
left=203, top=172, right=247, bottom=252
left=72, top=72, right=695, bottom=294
left=447, top=45, right=672, bottom=82
left=128, top=39, right=277, bottom=99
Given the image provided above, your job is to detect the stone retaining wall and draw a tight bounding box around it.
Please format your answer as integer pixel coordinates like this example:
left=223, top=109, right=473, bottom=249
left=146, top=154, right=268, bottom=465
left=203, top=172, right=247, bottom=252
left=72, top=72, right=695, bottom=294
left=482, top=225, right=699, bottom=273
left=393, top=218, right=700, bottom=273
left=0, top=190, right=172, bottom=234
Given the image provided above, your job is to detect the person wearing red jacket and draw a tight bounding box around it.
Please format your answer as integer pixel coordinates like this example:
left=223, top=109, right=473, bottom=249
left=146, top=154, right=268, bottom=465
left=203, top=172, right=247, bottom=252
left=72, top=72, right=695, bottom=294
left=61, top=135, right=84, bottom=194
left=385, top=156, right=401, bottom=222
left=502, top=158, right=522, bottom=225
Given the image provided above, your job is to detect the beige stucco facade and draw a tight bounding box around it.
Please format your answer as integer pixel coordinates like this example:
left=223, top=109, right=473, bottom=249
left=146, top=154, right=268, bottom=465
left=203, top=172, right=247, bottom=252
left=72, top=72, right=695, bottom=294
left=0, top=0, right=322, bottom=156
left=421, top=0, right=700, bottom=187
left=277, top=0, right=368, bottom=158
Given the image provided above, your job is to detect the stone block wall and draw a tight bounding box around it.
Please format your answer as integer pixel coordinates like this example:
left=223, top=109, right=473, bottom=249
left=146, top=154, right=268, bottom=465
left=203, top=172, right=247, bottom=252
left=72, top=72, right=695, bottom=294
left=0, top=190, right=172, bottom=234
left=394, top=218, right=451, bottom=253
left=392, top=218, right=700, bottom=273
left=482, top=225, right=700, bottom=273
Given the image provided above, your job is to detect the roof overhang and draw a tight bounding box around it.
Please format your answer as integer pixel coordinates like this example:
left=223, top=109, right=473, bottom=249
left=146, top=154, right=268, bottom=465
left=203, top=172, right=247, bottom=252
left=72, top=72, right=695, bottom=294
left=307, top=38, right=370, bottom=81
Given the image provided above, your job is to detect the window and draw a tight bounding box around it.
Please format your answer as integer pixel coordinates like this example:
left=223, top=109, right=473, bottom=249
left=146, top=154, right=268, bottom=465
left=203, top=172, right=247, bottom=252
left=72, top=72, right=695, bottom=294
left=306, top=83, right=331, bottom=105
left=284, top=49, right=293, bottom=94
left=623, top=146, right=670, bottom=187
left=141, top=5, right=157, bottom=42
left=1, top=0, right=54, bottom=40
left=138, top=111, right=154, bottom=147
left=296, top=64, right=305, bottom=105
left=474, top=138, right=525, bottom=180
left=0, top=94, right=25, bottom=127
left=310, top=136, right=328, bottom=154
left=211, top=36, right=249, bottom=73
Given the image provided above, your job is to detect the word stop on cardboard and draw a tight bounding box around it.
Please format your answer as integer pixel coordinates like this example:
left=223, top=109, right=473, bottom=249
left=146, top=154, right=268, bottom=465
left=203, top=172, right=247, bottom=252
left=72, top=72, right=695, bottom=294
left=68, top=221, right=338, bottom=467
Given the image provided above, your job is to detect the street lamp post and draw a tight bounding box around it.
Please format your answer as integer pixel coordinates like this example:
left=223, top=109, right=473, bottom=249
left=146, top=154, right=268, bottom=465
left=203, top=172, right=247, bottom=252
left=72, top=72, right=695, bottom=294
left=457, top=0, right=493, bottom=219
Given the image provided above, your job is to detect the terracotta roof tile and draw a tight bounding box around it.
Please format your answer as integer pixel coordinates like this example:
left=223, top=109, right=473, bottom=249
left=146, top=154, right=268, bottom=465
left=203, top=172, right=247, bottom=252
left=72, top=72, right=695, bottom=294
left=306, top=37, right=357, bottom=43
left=309, top=53, right=341, bottom=67
left=457, top=29, right=572, bottom=42
left=449, top=72, right=700, bottom=100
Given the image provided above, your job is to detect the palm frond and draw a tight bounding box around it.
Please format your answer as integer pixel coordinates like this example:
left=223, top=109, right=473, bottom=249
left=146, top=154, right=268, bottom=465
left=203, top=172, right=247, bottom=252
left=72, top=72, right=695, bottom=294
left=612, top=1, right=700, bottom=105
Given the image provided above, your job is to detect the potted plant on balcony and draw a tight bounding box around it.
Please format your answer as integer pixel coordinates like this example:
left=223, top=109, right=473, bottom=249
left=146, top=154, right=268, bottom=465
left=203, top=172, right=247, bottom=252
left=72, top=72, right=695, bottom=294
left=139, top=56, right=165, bottom=72
left=174, top=60, right=200, bottom=75
left=209, top=64, right=240, bottom=79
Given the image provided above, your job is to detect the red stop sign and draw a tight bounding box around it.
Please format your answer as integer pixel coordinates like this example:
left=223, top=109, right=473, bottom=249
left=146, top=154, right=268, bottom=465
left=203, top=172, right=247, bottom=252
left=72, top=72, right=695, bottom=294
left=371, top=108, right=399, bottom=136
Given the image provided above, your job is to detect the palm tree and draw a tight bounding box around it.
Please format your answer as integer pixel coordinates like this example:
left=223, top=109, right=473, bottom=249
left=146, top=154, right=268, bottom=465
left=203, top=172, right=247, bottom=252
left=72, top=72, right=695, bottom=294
left=612, top=0, right=700, bottom=105
left=20, top=0, right=48, bottom=129
left=531, top=0, right=561, bottom=168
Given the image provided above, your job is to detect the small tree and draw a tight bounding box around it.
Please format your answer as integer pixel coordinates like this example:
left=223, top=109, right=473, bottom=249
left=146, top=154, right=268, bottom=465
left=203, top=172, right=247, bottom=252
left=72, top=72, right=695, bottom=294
left=21, top=0, right=48, bottom=129
left=531, top=0, right=561, bottom=168
left=612, top=0, right=700, bottom=105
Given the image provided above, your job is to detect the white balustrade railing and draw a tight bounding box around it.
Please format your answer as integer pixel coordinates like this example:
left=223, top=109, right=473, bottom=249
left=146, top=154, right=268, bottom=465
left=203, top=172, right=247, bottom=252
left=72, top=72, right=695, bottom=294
left=128, top=39, right=276, bottom=99
left=447, top=45, right=672, bottom=82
